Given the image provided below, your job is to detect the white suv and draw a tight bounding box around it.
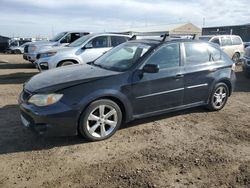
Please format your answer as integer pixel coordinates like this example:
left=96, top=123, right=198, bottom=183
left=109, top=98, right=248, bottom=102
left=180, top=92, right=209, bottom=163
left=200, top=35, right=244, bottom=63
left=35, top=33, right=130, bottom=71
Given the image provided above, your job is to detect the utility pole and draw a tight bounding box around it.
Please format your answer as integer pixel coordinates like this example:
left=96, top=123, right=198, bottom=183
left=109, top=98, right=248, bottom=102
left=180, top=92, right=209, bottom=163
left=203, top=18, right=206, bottom=28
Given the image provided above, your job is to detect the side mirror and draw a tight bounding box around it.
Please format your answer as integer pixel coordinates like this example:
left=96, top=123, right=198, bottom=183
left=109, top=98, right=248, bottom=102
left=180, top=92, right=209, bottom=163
left=142, top=64, right=159, bottom=73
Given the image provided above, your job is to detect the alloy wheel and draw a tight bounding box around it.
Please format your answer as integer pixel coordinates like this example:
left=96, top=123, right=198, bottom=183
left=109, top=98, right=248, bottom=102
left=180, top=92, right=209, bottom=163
left=86, top=105, right=118, bottom=138
left=212, top=86, right=227, bottom=108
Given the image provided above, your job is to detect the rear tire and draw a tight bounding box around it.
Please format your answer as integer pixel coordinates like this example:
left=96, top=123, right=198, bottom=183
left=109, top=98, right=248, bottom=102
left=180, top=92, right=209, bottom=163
left=207, top=83, right=229, bottom=111
left=78, top=99, right=122, bottom=141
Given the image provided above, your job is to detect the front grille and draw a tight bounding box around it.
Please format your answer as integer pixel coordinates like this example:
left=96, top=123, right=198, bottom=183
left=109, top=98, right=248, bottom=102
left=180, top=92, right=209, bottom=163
left=21, top=89, right=32, bottom=102
left=24, top=45, right=29, bottom=53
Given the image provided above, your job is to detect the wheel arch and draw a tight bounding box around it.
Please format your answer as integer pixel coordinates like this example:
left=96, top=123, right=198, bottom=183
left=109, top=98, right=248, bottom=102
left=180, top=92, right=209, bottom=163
left=57, top=59, right=80, bottom=67
left=214, top=78, right=233, bottom=96
left=76, top=91, right=133, bottom=133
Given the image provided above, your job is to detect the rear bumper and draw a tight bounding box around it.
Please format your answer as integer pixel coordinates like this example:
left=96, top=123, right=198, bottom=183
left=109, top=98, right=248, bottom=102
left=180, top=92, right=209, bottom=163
left=19, top=101, right=79, bottom=136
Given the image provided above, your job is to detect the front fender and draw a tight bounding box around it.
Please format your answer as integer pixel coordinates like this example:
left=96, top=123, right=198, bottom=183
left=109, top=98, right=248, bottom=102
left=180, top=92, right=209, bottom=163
left=50, top=56, right=82, bottom=68
left=76, top=89, right=133, bottom=123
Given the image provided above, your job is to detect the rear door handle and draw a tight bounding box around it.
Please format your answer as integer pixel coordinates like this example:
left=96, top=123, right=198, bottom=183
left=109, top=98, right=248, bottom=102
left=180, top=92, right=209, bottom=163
left=209, top=68, right=218, bottom=72
left=175, top=74, right=184, bottom=79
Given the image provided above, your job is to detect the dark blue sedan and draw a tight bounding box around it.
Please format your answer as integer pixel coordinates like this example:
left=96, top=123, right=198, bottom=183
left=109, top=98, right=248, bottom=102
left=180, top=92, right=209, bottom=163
left=19, top=39, right=236, bottom=141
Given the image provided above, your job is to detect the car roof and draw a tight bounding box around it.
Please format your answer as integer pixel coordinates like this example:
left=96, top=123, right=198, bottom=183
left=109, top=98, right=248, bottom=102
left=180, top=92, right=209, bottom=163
left=85, top=33, right=131, bottom=38
left=200, top=35, right=241, bottom=38
left=127, top=38, right=212, bottom=46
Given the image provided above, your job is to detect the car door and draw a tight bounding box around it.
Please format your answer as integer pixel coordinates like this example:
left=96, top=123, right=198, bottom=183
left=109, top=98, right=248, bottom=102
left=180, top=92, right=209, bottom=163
left=131, top=43, right=184, bottom=115
left=231, top=36, right=244, bottom=54
left=80, top=36, right=111, bottom=63
left=220, top=36, right=234, bottom=58
left=182, top=42, right=218, bottom=105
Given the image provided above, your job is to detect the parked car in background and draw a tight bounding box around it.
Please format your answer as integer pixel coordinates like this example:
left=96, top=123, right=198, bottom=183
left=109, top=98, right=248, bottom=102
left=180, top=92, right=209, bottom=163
left=6, top=43, right=26, bottom=54
left=242, top=46, right=250, bottom=77
left=23, top=31, right=90, bottom=63
left=6, top=39, right=31, bottom=54
left=244, top=42, right=250, bottom=49
left=19, top=38, right=236, bottom=141
left=35, top=33, right=130, bottom=71
left=199, top=35, right=244, bottom=63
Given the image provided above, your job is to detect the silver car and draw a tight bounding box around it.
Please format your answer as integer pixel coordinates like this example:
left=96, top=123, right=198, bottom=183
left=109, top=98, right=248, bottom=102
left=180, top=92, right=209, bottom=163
left=23, top=31, right=90, bottom=63
left=35, top=33, right=130, bottom=71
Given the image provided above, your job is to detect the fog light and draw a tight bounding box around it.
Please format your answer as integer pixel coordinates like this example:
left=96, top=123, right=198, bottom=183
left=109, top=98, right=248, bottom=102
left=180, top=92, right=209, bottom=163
left=40, top=62, right=48, bottom=70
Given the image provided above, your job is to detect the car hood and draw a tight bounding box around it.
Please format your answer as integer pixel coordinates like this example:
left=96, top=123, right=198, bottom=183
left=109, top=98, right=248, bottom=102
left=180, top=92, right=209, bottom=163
left=24, top=64, right=120, bottom=93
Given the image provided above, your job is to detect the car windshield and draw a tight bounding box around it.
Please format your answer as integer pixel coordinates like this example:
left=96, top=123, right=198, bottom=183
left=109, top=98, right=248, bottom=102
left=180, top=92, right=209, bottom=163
left=199, top=36, right=212, bottom=41
left=50, top=32, right=67, bottom=42
left=92, top=42, right=152, bottom=72
left=68, top=34, right=93, bottom=47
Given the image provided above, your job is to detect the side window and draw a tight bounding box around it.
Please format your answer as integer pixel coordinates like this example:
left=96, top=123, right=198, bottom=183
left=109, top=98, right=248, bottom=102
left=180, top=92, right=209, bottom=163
left=221, top=37, right=232, bottom=46
left=185, top=43, right=210, bottom=65
left=211, top=38, right=220, bottom=46
left=70, top=33, right=81, bottom=43
left=232, top=36, right=242, bottom=45
left=60, top=34, right=71, bottom=43
left=88, top=36, right=108, bottom=48
left=145, top=43, right=180, bottom=69
left=111, top=36, right=127, bottom=47
left=208, top=46, right=221, bottom=61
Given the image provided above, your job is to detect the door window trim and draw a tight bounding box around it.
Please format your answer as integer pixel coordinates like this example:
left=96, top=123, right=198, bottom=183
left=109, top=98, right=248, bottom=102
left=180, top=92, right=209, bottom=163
left=140, top=42, right=181, bottom=71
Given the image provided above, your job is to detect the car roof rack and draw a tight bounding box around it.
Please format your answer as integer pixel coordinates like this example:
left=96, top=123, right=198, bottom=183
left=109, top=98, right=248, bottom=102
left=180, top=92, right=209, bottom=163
left=127, top=32, right=170, bottom=42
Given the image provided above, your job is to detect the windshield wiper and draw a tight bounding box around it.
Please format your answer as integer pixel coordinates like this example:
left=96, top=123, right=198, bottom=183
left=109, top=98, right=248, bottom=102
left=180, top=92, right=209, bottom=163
left=91, top=62, right=108, bottom=70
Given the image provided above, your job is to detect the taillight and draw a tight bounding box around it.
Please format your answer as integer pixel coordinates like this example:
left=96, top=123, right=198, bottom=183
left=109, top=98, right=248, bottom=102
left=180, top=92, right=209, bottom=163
left=231, top=63, right=236, bottom=72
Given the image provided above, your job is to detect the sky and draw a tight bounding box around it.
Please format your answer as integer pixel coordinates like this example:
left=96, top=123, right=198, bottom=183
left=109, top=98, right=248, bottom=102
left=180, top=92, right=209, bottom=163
left=0, top=0, right=249, bottom=38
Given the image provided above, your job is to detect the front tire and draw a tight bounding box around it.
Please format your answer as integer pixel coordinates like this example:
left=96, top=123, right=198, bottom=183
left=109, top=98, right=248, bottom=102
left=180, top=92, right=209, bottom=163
left=58, top=61, right=75, bottom=67
left=78, top=99, right=122, bottom=141
left=207, top=83, right=229, bottom=111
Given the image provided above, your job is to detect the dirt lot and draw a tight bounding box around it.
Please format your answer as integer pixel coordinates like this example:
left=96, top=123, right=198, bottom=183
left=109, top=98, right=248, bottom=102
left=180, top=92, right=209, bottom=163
left=0, top=54, right=249, bottom=188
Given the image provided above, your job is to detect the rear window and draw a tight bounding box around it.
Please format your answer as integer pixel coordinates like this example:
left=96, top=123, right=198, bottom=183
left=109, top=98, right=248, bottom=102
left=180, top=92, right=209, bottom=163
left=208, top=45, right=221, bottom=61
left=221, top=37, right=232, bottom=46
left=184, top=43, right=210, bottom=65
left=232, top=36, right=242, bottom=45
left=210, top=38, right=220, bottom=45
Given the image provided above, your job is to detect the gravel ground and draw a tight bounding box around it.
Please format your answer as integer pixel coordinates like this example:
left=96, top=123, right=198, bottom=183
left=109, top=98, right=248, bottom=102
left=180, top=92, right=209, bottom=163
left=0, top=54, right=249, bottom=188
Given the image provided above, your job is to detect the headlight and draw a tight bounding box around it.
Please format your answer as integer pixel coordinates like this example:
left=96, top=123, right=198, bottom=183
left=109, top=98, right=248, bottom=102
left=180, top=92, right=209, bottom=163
left=30, top=45, right=37, bottom=52
left=40, top=51, right=57, bottom=58
left=28, top=94, right=63, bottom=106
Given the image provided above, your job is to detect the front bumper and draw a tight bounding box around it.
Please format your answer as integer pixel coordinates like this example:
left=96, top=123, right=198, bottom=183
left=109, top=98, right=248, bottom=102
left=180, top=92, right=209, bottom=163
left=242, top=57, right=250, bottom=74
left=35, top=57, right=52, bottom=71
left=19, top=100, right=79, bottom=136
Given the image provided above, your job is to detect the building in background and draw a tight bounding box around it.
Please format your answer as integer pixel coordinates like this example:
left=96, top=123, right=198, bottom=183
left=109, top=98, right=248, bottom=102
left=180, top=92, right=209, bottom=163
left=124, top=23, right=202, bottom=39
left=202, top=23, right=250, bottom=42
